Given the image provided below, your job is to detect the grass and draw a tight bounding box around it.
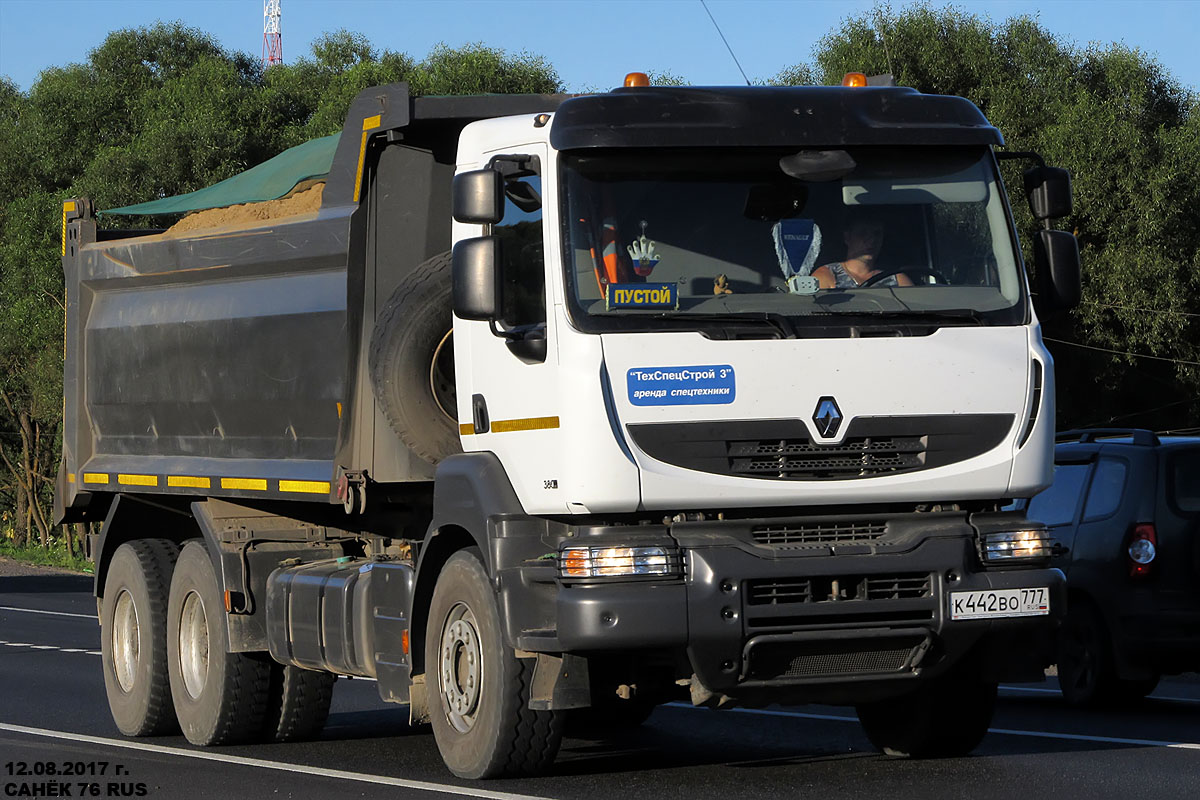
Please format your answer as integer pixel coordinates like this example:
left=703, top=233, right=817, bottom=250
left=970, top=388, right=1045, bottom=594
left=0, top=536, right=92, bottom=573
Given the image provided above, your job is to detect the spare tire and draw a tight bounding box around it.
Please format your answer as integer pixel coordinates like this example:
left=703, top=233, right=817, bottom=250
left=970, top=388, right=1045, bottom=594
left=368, top=251, right=461, bottom=464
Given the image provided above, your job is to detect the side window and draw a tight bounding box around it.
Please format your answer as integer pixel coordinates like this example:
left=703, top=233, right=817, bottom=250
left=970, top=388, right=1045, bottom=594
left=1171, top=451, right=1200, bottom=512
left=1082, top=458, right=1127, bottom=521
left=1026, top=463, right=1091, bottom=527
left=492, top=161, right=544, bottom=329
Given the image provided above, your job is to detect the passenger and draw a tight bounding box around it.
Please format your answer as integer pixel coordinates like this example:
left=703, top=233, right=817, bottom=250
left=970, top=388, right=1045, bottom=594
left=812, top=216, right=913, bottom=289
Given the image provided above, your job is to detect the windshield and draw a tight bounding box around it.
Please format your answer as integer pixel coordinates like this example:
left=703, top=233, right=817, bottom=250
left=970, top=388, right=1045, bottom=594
left=560, top=147, right=1027, bottom=334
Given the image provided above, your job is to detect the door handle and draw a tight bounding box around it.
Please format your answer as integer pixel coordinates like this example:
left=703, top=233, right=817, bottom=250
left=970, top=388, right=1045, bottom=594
left=472, top=394, right=490, bottom=434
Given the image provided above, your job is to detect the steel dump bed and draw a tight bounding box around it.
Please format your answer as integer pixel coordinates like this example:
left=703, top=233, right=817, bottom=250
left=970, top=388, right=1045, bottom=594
left=55, top=86, right=562, bottom=522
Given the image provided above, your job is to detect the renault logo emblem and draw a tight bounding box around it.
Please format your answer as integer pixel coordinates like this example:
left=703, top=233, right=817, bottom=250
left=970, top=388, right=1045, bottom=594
left=813, top=396, right=843, bottom=438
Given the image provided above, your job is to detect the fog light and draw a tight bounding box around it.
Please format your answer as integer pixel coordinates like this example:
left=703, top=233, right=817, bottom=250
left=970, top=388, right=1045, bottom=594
left=982, top=529, right=1050, bottom=562
left=559, top=545, right=680, bottom=579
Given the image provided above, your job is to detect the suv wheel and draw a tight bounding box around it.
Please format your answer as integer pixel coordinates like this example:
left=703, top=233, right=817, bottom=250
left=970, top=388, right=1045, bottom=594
left=1057, top=601, right=1116, bottom=706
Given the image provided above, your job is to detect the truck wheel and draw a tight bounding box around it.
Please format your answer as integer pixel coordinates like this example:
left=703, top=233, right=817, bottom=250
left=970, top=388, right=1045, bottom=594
left=425, top=549, right=564, bottom=778
left=101, top=539, right=181, bottom=737
left=262, top=664, right=336, bottom=742
left=369, top=251, right=462, bottom=464
left=167, top=542, right=271, bottom=745
left=1057, top=601, right=1117, bottom=706
left=855, top=666, right=996, bottom=758
left=566, top=696, right=657, bottom=738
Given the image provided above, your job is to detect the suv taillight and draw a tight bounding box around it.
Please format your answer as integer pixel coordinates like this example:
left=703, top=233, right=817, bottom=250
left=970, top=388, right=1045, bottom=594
left=1127, top=523, right=1157, bottom=578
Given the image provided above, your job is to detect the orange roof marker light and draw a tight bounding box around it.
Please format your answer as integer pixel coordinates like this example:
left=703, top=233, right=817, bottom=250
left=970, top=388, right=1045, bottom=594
left=842, top=72, right=869, bottom=88
left=624, top=72, right=651, bottom=87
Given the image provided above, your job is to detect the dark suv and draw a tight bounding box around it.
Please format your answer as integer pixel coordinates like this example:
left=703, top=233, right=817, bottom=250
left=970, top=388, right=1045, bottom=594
left=1018, top=429, right=1200, bottom=705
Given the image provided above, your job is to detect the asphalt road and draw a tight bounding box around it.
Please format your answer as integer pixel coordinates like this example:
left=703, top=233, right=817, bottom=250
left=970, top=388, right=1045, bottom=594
left=2, top=568, right=1198, bottom=800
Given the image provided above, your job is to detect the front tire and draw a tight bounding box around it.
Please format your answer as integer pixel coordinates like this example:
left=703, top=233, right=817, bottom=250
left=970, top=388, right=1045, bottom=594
left=425, top=549, right=564, bottom=778
left=101, top=539, right=180, bottom=737
left=167, top=542, right=271, bottom=745
left=856, top=664, right=997, bottom=758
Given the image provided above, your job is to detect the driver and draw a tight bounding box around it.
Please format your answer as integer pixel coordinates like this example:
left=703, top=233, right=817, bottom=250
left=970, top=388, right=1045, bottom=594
left=812, top=215, right=913, bottom=289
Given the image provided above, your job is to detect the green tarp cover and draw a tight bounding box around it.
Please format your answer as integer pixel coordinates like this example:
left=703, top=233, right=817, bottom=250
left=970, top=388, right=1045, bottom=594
left=101, top=133, right=340, bottom=216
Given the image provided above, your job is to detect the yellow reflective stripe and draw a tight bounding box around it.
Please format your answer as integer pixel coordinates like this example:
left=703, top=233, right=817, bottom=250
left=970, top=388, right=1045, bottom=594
left=66, top=472, right=75, bottom=483
left=82, top=473, right=109, bottom=484
left=221, top=477, right=267, bottom=491
left=117, top=474, right=158, bottom=487
left=168, top=475, right=210, bottom=489
left=61, top=201, right=75, bottom=256
left=354, top=114, right=384, bottom=202
left=279, top=480, right=330, bottom=494
left=459, top=423, right=475, bottom=436
left=490, top=416, right=560, bottom=433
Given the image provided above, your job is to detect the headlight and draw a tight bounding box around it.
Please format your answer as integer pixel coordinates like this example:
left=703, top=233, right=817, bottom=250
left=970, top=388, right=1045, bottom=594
left=559, top=545, right=681, bottom=579
left=981, top=529, right=1050, bottom=562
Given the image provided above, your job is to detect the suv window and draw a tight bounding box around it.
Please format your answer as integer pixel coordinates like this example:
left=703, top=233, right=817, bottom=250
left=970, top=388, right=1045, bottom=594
left=1082, top=458, right=1127, bottom=521
left=1171, top=450, right=1200, bottom=512
left=1027, top=463, right=1090, bottom=527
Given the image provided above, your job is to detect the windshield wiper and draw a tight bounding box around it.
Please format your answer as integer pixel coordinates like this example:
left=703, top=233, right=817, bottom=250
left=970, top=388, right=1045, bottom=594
left=810, top=308, right=987, bottom=325
left=594, top=311, right=797, bottom=339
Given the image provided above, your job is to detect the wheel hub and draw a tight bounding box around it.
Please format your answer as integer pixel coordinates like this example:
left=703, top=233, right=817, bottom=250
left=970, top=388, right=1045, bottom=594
left=178, top=591, right=210, bottom=700
left=111, top=589, right=140, bottom=693
left=439, top=603, right=482, bottom=732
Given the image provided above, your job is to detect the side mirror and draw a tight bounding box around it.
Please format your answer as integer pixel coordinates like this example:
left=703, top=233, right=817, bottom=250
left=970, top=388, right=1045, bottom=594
left=1034, top=229, right=1081, bottom=312
left=453, top=169, right=504, bottom=224
left=1024, top=166, right=1073, bottom=220
left=452, top=236, right=501, bottom=320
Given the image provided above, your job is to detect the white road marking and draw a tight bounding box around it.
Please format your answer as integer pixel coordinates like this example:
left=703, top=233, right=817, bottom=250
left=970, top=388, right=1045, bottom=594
left=1000, top=684, right=1200, bottom=705
left=0, top=604, right=95, bottom=619
left=0, top=640, right=100, bottom=655
left=667, top=704, right=1200, bottom=750
left=0, top=723, right=550, bottom=800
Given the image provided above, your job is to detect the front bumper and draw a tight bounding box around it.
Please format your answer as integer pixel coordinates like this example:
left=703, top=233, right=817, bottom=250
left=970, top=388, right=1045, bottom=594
left=550, top=524, right=1064, bottom=701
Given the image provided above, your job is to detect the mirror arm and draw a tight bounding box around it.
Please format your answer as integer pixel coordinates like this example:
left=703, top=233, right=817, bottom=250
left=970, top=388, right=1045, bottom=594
left=995, top=150, right=1047, bottom=168
left=489, top=320, right=524, bottom=342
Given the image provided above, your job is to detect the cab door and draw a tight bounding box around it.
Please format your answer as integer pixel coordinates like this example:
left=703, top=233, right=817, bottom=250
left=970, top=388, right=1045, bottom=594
left=452, top=146, right=568, bottom=514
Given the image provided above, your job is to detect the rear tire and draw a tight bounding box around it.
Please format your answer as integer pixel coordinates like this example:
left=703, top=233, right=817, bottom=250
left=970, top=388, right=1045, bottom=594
left=101, top=539, right=181, bottom=737
left=167, top=542, right=271, bottom=745
left=856, top=664, right=997, bottom=758
left=262, top=664, right=336, bottom=742
left=425, top=549, right=564, bottom=778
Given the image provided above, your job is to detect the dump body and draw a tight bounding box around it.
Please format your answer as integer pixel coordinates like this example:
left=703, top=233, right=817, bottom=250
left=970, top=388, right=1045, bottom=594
left=56, top=87, right=564, bottom=519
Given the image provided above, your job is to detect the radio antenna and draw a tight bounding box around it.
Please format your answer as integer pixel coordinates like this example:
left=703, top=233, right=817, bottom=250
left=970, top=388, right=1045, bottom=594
left=700, top=1, right=751, bottom=86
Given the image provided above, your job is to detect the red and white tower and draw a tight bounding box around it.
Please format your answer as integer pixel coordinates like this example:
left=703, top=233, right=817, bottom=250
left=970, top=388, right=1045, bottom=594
left=262, top=0, right=283, bottom=68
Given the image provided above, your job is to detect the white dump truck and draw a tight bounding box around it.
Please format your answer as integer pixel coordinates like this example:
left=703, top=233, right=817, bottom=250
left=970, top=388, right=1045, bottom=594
left=57, top=74, right=1080, bottom=778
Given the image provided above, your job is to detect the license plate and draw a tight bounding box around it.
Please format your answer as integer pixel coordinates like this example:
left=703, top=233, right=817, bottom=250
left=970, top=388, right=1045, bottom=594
left=950, top=587, right=1050, bottom=620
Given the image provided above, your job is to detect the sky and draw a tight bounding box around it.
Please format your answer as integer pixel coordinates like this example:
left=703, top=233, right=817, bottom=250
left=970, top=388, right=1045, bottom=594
left=1, top=0, right=1197, bottom=94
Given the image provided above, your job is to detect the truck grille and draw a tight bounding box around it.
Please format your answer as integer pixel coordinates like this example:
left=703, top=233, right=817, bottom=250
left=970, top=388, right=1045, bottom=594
left=751, top=519, right=886, bottom=546
left=729, top=436, right=925, bottom=479
left=746, top=573, right=932, bottom=605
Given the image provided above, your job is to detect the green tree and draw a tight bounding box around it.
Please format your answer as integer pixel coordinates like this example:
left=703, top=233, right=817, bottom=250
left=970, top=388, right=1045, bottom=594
left=776, top=5, right=1200, bottom=430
